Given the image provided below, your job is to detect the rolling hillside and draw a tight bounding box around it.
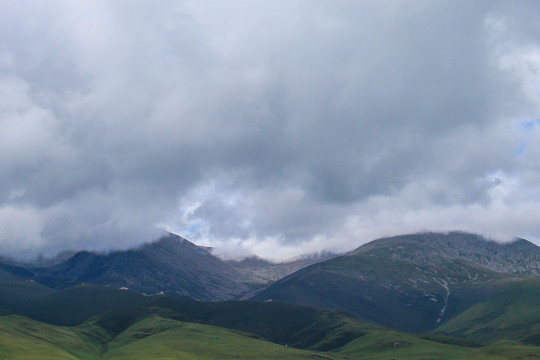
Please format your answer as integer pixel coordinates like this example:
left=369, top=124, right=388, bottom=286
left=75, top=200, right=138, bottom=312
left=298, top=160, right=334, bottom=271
left=436, top=277, right=540, bottom=345
left=0, top=315, right=345, bottom=360
left=7, top=283, right=381, bottom=351
left=1, top=313, right=539, bottom=360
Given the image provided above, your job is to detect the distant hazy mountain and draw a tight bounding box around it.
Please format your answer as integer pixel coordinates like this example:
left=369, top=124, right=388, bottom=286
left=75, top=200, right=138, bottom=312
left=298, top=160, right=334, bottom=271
left=226, top=251, right=338, bottom=284
left=26, top=233, right=256, bottom=301
left=252, top=232, right=540, bottom=333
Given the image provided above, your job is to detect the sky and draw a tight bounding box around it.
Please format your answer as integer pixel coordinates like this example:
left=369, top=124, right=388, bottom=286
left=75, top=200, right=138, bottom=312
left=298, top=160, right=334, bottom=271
left=1, top=1, right=540, bottom=260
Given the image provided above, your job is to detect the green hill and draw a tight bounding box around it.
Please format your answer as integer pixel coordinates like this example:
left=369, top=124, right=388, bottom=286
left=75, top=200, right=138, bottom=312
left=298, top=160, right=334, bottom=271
left=0, top=315, right=345, bottom=360
left=1, top=314, right=538, bottom=360
left=436, top=277, right=540, bottom=345
left=337, top=329, right=473, bottom=359
left=0, top=315, right=108, bottom=360
left=338, top=331, right=540, bottom=360
left=8, top=283, right=382, bottom=351
left=102, top=315, right=345, bottom=360
left=20, top=285, right=149, bottom=325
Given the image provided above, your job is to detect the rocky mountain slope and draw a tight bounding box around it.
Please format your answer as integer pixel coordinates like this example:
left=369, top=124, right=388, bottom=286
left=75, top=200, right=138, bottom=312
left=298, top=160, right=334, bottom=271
left=252, top=232, right=540, bottom=333
left=16, top=234, right=257, bottom=301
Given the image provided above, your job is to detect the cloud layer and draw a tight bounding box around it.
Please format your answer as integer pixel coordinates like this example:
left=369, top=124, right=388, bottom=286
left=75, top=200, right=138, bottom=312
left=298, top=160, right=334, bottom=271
left=1, top=1, right=540, bottom=259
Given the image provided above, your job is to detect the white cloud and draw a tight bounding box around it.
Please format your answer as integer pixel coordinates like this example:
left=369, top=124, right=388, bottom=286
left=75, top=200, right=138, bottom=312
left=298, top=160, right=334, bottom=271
left=1, top=1, right=540, bottom=259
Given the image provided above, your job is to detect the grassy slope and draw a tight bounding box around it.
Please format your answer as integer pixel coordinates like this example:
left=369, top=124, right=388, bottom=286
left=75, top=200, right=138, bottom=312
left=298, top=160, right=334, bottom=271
left=0, top=315, right=345, bottom=360
left=0, top=268, right=54, bottom=312
left=94, top=300, right=379, bottom=351
left=1, top=314, right=539, bottom=360
left=20, top=285, right=149, bottom=325
left=436, top=278, right=540, bottom=345
left=253, top=245, right=513, bottom=333
left=14, top=284, right=382, bottom=351
left=103, top=316, right=345, bottom=360
left=337, top=330, right=472, bottom=359
left=145, top=297, right=384, bottom=351
left=0, top=315, right=109, bottom=360
left=337, top=331, right=540, bottom=360
left=1, top=269, right=539, bottom=359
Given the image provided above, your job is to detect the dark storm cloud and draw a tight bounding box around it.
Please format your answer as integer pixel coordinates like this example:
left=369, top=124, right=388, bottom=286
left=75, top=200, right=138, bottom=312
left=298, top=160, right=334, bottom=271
left=1, top=0, right=540, bottom=259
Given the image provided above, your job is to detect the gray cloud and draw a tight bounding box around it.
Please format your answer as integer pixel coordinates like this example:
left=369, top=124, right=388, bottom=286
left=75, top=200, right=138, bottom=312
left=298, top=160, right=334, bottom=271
left=1, top=0, right=540, bottom=259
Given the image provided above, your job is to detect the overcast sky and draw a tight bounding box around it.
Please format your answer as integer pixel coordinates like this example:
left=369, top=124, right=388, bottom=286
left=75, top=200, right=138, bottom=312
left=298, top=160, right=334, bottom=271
left=1, top=1, right=540, bottom=260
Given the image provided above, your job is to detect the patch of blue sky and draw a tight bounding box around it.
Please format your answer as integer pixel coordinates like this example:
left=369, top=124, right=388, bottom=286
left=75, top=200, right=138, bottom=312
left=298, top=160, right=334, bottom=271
left=513, top=118, right=539, bottom=155
left=519, top=119, right=536, bottom=132
left=515, top=142, right=527, bottom=155
left=184, top=222, right=203, bottom=237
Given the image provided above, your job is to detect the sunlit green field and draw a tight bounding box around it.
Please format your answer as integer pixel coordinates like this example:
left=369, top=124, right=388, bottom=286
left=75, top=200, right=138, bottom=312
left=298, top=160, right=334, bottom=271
left=1, top=315, right=538, bottom=359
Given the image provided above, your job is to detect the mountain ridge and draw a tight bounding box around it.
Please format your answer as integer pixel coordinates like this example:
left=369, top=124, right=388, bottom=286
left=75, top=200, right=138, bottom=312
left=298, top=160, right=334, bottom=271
left=1, top=230, right=538, bottom=335
left=352, top=232, right=540, bottom=274
left=0, top=232, right=341, bottom=301
left=24, top=233, right=255, bottom=301
left=253, top=231, right=540, bottom=333
left=0, top=230, right=538, bottom=357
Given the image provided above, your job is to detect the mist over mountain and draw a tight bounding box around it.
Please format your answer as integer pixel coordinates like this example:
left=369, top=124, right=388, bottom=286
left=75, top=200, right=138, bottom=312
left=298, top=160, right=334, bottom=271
left=0, top=233, right=339, bottom=301
left=226, top=251, right=338, bottom=283
left=7, top=234, right=254, bottom=301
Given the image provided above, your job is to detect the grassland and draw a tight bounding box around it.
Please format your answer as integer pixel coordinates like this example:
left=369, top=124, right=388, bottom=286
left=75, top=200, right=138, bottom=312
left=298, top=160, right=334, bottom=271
left=103, top=316, right=345, bottom=360
left=1, top=314, right=539, bottom=359
left=0, top=315, right=107, bottom=360
left=0, top=315, right=345, bottom=360
left=336, top=330, right=540, bottom=359
left=436, top=278, right=540, bottom=345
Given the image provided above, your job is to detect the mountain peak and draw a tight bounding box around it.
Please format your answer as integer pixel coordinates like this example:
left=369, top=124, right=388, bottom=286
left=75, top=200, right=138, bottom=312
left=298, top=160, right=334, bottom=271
left=349, top=231, right=540, bottom=275
left=27, top=233, right=254, bottom=301
left=253, top=231, right=540, bottom=333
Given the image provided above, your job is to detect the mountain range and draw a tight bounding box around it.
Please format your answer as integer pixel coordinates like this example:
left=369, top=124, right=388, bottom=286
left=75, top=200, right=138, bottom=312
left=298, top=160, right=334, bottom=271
left=0, top=231, right=539, bottom=358
left=0, top=233, right=337, bottom=301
